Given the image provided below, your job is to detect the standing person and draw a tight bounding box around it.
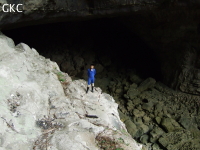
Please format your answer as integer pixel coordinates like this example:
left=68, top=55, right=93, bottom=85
left=86, top=64, right=96, bottom=93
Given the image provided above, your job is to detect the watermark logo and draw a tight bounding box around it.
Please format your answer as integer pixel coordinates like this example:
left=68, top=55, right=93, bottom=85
left=2, top=4, right=23, bottom=12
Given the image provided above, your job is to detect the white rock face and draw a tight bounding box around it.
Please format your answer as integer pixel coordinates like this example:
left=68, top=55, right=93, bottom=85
left=0, top=32, right=144, bottom=150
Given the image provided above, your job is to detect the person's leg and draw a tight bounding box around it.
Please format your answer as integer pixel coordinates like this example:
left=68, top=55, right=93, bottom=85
left=91, top=78, right=95, bottom=92
left=86, top=78, right=91, bottom=93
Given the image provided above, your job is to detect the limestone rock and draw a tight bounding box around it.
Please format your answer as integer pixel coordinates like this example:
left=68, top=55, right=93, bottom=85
left=158, top=130, right=200, bottom=150
left=130, top=83, right=138, bottom=89
left=0, top=33, right=144, bottom=150
left=143, top=116, right=151, bottom=124
left=118, top=110, right=129, bottom=122
left=124, top=119, right=138, bottom=137
left=137, top=77, right=156, bottom=92
left=179, top=116, right=200, bottom=138
left=140, top=134, right=149, bottom=144
left=127, top=88, right=140, bottom=100
left=133, top=109, right=145, bottom=118
left=150, top=127, right=165, bottom=143
left=142, top=101, right=154, bottom=112
left=161, top=118, right=182, bottom=132
left=155, top=117, right=161, bottom=124
left=130, top=74, right=143, bottom=84
left=115, top=88, right=123, bottom=94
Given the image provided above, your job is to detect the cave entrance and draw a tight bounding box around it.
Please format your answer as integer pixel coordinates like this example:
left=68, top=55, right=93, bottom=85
left=2, top=18, right=162, bottom=92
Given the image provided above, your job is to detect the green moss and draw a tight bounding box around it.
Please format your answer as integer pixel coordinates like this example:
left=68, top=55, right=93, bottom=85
left=54, top=70, right=66, bottom=82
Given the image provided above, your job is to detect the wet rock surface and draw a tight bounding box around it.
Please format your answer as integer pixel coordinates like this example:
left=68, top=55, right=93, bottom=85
left=0, top=33, right=145, bottom=150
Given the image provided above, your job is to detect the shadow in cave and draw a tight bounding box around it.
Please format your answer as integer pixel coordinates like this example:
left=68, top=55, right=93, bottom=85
left=2, top=18, right=163, bottom=81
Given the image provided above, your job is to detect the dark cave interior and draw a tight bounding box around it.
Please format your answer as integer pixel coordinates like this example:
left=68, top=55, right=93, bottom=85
left=3, top=18, right=163, bottom=81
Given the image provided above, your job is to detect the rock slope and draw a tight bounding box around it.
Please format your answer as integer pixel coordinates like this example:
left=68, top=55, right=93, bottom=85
left=0, top=32, right=145, bottom=150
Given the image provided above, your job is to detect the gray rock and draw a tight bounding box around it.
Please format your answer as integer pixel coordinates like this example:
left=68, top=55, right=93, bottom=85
left=179, top=116, right=196, bottom=130
left=179, top=116, right=200, bottom=138
left=124, top=119, right=138, bottom=137
left=139, top=123, right=149, bottom=135
left=137, top=77, right=156, bottom=92
left=143, top=116, right=151, bottom=124
left=130, top=83, right=138, bottom=89
left=115, top=88, right=123, bottom=94
left=152, top=143, right=160, bottom=150
left=133, top=109, right=145, bottom=118
left=118, top=110, right=129, bottom=122
left=155, top=117, right=161, bottom=124
left=158, top=130, right=200, bottom=150
left=161, top=118, right=182, bottom=132
left=130, top=74, right=143, bottom=84
left=150, top=127, right=165, bottom=143
left=154, top=103, right=163, bottom=114
left=140, top=134, right=149, bottom=144
left=127, top=88, right=140, bottom=100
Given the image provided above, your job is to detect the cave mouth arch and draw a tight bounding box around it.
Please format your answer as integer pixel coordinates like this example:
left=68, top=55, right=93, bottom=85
left=2, top=17, right=163, bottom=82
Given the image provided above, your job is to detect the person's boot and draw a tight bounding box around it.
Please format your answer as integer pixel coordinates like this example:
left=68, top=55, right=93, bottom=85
left=91, top=86, right=94, bottom=92
left=86, top=87, right=89, bottom=93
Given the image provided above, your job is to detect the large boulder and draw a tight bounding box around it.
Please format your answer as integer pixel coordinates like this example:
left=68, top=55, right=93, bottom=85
left=137, top=77, right=156, bottom=92
left=124, top=119, right=138, bottom=138
left=160, top=118, right=182, bottom=132
left=179, top=116, right=200, bottom=138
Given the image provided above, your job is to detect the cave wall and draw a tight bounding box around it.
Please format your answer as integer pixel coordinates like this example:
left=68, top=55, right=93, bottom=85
left=0, top=0, right=157, bottom=29
left=118, top=8, right=200, bottom=94
left=1, top=0, right=200, bottom=29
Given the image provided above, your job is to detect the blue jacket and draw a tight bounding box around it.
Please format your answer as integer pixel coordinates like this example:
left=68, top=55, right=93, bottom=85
left=87, top=69, right=96, bottom=78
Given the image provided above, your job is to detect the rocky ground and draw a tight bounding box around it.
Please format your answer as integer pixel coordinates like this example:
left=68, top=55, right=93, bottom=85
left=0, top=32, right=145, bottom=150
left=21, top=27, right=200, bottom=150
left=118, top=78, right=200, bottom=150
left=44, top=47, right=200, bottom=149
